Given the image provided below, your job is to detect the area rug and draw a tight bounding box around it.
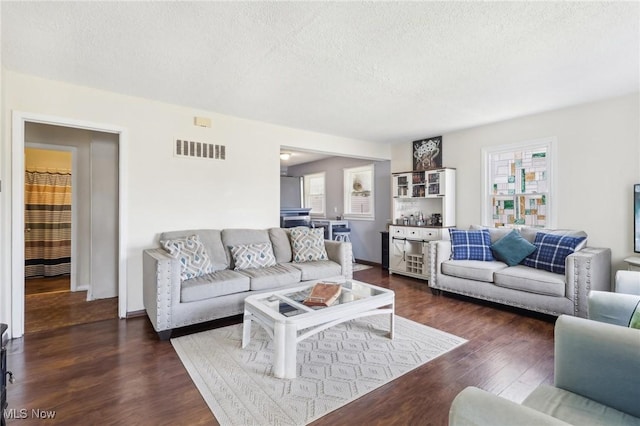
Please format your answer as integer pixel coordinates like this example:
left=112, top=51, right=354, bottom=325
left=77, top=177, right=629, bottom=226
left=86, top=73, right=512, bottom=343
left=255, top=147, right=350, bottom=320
left=352, top=263, right=372, bottom=272
left=171, top=315, right=466, bottom=426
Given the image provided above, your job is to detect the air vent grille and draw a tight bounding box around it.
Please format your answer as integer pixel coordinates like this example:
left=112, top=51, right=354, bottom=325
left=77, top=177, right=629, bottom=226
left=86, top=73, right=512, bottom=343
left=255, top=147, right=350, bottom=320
left=175, top=139, right=226, bottom=160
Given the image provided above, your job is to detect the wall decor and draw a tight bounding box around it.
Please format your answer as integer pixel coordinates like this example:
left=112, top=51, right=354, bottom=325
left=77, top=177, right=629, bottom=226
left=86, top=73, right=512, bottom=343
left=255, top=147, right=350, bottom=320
left=412, top=136, right=442, bottom=170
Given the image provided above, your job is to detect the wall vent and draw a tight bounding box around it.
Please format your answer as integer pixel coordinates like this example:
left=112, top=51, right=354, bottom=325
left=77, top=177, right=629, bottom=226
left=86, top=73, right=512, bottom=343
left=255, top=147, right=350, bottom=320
left=175, top=139, right=226, bottom=160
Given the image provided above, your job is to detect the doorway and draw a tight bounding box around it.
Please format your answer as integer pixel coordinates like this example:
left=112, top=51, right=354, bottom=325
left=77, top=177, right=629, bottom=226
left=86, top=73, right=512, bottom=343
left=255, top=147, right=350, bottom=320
left=22, top=144, right=118, bottom=333
left=9, top=112, right=128, bottom=338
left=22, top=127, right=120, bottom=333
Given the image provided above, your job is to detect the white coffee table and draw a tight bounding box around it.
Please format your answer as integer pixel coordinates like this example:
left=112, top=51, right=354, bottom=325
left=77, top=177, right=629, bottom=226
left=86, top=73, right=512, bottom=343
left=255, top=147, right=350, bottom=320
left=242, top=280, right=395, bottom=379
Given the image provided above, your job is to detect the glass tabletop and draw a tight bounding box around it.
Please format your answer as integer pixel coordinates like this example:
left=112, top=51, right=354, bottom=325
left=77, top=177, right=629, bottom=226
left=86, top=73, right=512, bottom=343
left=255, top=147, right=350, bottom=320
left=256, top=281, right=388, bottom=318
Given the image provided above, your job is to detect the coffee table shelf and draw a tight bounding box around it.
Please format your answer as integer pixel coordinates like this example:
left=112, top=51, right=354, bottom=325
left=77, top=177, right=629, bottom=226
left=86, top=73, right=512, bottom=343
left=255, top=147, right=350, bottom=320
left=242, top=280, right=395, bottom=379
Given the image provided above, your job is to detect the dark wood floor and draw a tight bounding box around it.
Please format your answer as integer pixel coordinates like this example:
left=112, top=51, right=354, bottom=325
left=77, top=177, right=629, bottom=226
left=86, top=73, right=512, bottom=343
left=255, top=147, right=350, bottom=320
left=6, top=267, right=555, bottom=425
left=25, top=276, right=70, bottom=295
left=24, top=276, right=119, bottom=334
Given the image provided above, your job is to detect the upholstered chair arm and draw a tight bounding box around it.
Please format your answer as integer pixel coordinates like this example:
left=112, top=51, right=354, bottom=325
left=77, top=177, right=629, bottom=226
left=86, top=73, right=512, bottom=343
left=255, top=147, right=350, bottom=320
left=448, top=386, right=571, bottom=426
left=143, top=248, right=181, bottom=333
left=615, top=270, right=640, bottom=295
left=429, top=240, right=452, bottom=288
left=588, top=290, right=640, bottom=326
left=324, top=240, right=353, bottom=279
left=564, top=247, right=611, bottom=318
left=554, top=315, right=640, bottom=418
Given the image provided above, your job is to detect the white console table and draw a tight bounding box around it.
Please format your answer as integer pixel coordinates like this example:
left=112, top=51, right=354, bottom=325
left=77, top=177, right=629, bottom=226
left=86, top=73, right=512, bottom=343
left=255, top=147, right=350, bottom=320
left=623, top=256, right=640, bottom=271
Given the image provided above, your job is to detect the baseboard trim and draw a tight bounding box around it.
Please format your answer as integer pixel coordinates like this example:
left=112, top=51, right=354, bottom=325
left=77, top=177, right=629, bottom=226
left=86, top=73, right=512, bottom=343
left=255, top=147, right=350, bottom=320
left=354, top=259, right=380, bottom=267
left=126, top=309, right=146, bottom=319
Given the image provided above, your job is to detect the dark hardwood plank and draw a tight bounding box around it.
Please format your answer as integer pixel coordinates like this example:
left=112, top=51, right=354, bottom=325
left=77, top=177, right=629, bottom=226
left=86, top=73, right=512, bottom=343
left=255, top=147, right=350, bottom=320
left=6, top=267, right=555, bottom=425
left=25, top=290, right=118, bottom=334
left=25, top=276, right=70, bottom=295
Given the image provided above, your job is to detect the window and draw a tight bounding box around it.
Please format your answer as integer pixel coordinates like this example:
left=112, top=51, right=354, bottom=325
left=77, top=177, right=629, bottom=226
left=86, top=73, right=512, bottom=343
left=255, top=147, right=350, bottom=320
left=344, top=164, right=374, bottom=220
left=482, top=138, right=556, bottom=228
left=304, top=172, right=325, bottom=216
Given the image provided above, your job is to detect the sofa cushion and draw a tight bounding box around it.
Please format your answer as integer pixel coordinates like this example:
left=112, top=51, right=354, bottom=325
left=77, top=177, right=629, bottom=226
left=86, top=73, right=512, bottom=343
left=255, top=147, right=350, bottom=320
left=289, top=260, right=342, bottom=281
left=230, top=242, right=277, bottom=270
left=441, top=260, right=507, bottom=283
left=494, top=265, right=565, bottom=297
left=160, top=229, right=228, bottom=270
left=160, top=234, right=215, bottom=280
left=180, top=269, right=250, bottom=302
left=470, top=225, right=513, bottom=244
left=449, top=228, right=495, bottom=261
left=522, top=233, right=586, bottom=274
left=523, top=385, right=639, bottom=426
left=221, top=229, right=271, bottom=269
left=236, top=263, right=302, bottom=291
left=269, top=227, right=293, bottom=263
left=290, top=227, right=329, bottom=262
left=491, top=230, right=537, bottom=266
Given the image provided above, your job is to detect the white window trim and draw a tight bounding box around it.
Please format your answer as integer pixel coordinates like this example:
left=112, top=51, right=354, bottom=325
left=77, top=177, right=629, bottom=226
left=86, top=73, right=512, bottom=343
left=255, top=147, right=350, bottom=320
left=304, top=172, right=326, bottom=218
left=343, top=164, right=375, bottom=221
left=481, top=137, right=557, bottom=228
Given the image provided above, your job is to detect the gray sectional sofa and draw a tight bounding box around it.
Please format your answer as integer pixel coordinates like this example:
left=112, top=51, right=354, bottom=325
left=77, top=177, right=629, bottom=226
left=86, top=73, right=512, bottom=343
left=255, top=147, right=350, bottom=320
left=428, top=227, right=611, bottom=317
left=143, top=227, right=353, bottom=339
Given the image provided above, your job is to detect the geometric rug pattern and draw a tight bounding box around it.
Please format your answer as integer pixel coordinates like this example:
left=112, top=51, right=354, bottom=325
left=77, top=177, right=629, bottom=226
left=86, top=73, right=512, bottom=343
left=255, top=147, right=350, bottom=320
left=352, top=263, right=373, bottom=272
left=172, top=315, right=466, bottom=425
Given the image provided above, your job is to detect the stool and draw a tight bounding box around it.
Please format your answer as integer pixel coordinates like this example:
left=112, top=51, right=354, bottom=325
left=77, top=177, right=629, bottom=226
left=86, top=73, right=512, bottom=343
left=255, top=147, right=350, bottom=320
left=333, top=228, right=355, bottom=262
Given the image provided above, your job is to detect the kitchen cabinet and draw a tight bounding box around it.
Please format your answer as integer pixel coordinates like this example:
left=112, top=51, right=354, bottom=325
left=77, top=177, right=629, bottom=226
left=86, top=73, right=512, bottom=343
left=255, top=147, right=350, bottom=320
left=388, top=225, right=447, bottom=280
left=392, top=168, right=456, bottom=227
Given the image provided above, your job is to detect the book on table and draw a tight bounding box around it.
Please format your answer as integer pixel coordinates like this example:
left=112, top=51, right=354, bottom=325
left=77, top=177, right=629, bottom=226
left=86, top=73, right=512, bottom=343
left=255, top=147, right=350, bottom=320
left=303, top=283, right=342, bottom=307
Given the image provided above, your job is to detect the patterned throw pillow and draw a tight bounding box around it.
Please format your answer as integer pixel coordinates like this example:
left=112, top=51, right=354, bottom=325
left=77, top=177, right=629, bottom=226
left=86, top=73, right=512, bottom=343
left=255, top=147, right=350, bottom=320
left=449, top=228, right=494, bottom=261
left=161, top=234, right=214, bottom=281
left=290, top=227, right=328, bottom=263
left=522, top=232, right=586, bottom=274
left=230, top=242, right=277, bottom=270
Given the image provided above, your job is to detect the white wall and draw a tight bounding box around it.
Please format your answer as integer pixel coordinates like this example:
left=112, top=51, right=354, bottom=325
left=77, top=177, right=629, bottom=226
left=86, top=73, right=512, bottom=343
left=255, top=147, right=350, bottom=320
left=392, top=93, right=640, bottom=272
left=1, top=71, right=391, bottom=320
left=90, top=133, right=119, bottom=299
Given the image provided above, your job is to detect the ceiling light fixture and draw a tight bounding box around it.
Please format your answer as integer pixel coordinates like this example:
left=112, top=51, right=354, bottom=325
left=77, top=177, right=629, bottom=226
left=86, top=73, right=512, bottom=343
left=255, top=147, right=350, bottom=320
left=280, top=152, right=291, bottom=161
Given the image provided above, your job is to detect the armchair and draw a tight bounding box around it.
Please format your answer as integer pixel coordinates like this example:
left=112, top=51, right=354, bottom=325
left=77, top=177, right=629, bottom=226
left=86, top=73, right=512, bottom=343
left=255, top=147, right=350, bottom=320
left=449, top=314, right=640, bottom=425
left=588, top=269, right=640, bottom=326
left=614, top=270, right=640, bottom=295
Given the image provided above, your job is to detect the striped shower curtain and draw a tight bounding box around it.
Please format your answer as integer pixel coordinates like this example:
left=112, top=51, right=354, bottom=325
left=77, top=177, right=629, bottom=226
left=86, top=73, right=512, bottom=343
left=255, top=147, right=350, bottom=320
left=24, top=170, right=72, bottom=278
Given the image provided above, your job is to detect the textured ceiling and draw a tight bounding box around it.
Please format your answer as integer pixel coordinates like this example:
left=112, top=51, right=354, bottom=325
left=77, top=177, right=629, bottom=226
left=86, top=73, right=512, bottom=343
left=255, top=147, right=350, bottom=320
left=2, top=1, right=639, bottom=144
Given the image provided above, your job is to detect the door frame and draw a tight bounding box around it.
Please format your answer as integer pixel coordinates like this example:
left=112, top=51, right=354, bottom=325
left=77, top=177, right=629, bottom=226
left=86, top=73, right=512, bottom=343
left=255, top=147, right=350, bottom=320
left=24, top=143, right=80, bottom=292
left=10, top=111, right=128, bottom=337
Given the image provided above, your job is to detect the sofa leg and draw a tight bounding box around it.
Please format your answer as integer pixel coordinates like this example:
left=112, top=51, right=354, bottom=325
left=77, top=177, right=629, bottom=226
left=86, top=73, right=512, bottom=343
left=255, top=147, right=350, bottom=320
left=430, top=288, right=442, bottom=296
left=157, top=329, right=173, bottom=341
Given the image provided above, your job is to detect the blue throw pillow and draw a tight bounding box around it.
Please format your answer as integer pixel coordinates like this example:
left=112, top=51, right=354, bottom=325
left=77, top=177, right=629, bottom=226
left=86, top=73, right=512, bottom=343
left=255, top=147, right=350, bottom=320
left=449, top=228, right=494, bottom=261
left=491, top=230, right=537, bottom=266
left=522, top=232, right=586, bottom=274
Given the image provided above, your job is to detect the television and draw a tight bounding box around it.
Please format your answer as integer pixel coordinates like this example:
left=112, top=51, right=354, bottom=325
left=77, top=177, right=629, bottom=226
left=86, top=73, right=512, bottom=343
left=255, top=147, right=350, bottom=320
left=635, top=184, right=640, bottom=252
